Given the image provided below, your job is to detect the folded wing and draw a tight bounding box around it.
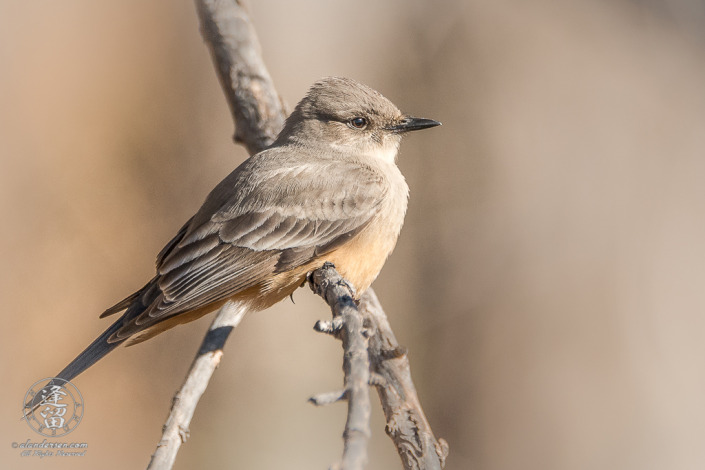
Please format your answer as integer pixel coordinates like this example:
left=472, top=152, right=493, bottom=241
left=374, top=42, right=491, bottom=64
left=106, top=150, right=387, bottom=341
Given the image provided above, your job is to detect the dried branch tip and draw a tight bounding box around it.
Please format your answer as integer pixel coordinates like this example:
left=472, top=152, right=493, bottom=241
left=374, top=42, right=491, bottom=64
left=436, top=439, right=450, bottom=466
left=368, top=372, right=388, bottom=387
left=380, top=345, right=407, bottom=360
left=309, top=389, right=348, bottom=406
left=313, top=317, right=345, bottom=335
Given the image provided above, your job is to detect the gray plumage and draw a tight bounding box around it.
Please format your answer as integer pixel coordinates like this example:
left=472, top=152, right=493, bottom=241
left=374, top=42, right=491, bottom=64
left=52, top=77, right=440, bottom=384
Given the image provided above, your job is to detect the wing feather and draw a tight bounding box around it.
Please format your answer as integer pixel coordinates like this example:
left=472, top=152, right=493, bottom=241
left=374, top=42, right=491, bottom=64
left=115, top=148, right=388, bottom=337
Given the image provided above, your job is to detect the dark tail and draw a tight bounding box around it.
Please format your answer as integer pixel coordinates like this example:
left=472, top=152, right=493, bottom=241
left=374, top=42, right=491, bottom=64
left=59, top=281, right=156, bottom=380
left=56, top=318, right=125, bottom=382
left=24, top=319, right=125, bottom=412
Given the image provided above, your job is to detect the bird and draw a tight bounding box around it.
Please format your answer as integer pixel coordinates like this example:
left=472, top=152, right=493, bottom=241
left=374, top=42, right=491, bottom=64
left=52, top=76, right=440, bottom=384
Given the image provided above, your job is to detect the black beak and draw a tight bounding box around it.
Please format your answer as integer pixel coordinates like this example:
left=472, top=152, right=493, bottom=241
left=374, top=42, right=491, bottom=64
left=386, top=116, right=442, bottom=133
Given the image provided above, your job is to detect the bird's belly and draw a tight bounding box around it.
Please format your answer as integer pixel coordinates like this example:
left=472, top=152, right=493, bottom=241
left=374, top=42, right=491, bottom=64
left=323, top=224, right=399, bottom=294
left=249, top=214, right=402, bottom=309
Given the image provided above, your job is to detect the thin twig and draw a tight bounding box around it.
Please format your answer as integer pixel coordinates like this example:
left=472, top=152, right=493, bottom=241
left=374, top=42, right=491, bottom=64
left=360, top=290, right=449, bottom=470
left=195, top=0, right=287, bottom=155
left=147, top=302, right=246, bottom=469
left=308, top=262, right=372, bottom=470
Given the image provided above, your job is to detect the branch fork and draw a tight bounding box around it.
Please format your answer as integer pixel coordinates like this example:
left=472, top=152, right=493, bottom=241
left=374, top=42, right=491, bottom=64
left=308, top=262, right=373, bottom=470
left=147, top=1, right=447, bottom=469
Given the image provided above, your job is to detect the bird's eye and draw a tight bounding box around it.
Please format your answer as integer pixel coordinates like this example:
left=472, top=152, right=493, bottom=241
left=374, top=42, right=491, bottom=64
left=350, top=117, right=368, bottom=129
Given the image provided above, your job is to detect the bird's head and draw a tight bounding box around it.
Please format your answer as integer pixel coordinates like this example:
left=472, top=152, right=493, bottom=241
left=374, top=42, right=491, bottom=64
left=276, top=77, right=440, bottom=163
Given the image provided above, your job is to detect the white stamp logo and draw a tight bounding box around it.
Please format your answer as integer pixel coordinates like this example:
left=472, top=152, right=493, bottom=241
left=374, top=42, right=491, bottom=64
left=22, top=378, right=84, bottom=437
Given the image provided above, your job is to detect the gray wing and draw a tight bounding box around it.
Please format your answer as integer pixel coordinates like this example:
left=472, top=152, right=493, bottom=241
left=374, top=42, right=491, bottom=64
left=109, top=150, right=387, bottom=337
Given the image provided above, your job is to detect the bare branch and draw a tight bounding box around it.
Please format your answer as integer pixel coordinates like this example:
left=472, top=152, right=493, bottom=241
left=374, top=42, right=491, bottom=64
left=148, top=1, right=286, bottom=468
left=195, top=0, right=287, bottom=155
left=148, top=1, right=448, bottom=469
left=308, top=262, right=372, bottom=470
left=360, top=290, right=449, bottom=470
left=147, top=302, right=246, bottom=470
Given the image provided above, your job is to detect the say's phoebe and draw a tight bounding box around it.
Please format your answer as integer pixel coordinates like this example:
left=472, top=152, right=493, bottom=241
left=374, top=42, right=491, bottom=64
left=52, top=77, right=440, bottom=383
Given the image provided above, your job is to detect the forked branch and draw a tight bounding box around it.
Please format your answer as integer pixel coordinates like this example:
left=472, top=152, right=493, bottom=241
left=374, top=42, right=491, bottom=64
left=308, top=263, right=372, bottom=470
left=309, top=265, right=449, bottom=470
left=148, top=1, right=447, bottom=469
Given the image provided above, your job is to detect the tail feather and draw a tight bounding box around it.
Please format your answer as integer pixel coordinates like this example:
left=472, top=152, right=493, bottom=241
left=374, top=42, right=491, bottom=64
left=24, top=318, right=126, bottom=412
left=55, top=318, right=125, bottom=383
left=100, top=291, right=140, bottom=318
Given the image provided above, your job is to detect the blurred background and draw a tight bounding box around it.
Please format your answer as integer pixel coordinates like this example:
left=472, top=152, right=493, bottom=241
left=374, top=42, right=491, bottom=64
left=2, top=0, right=705, bottom=468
